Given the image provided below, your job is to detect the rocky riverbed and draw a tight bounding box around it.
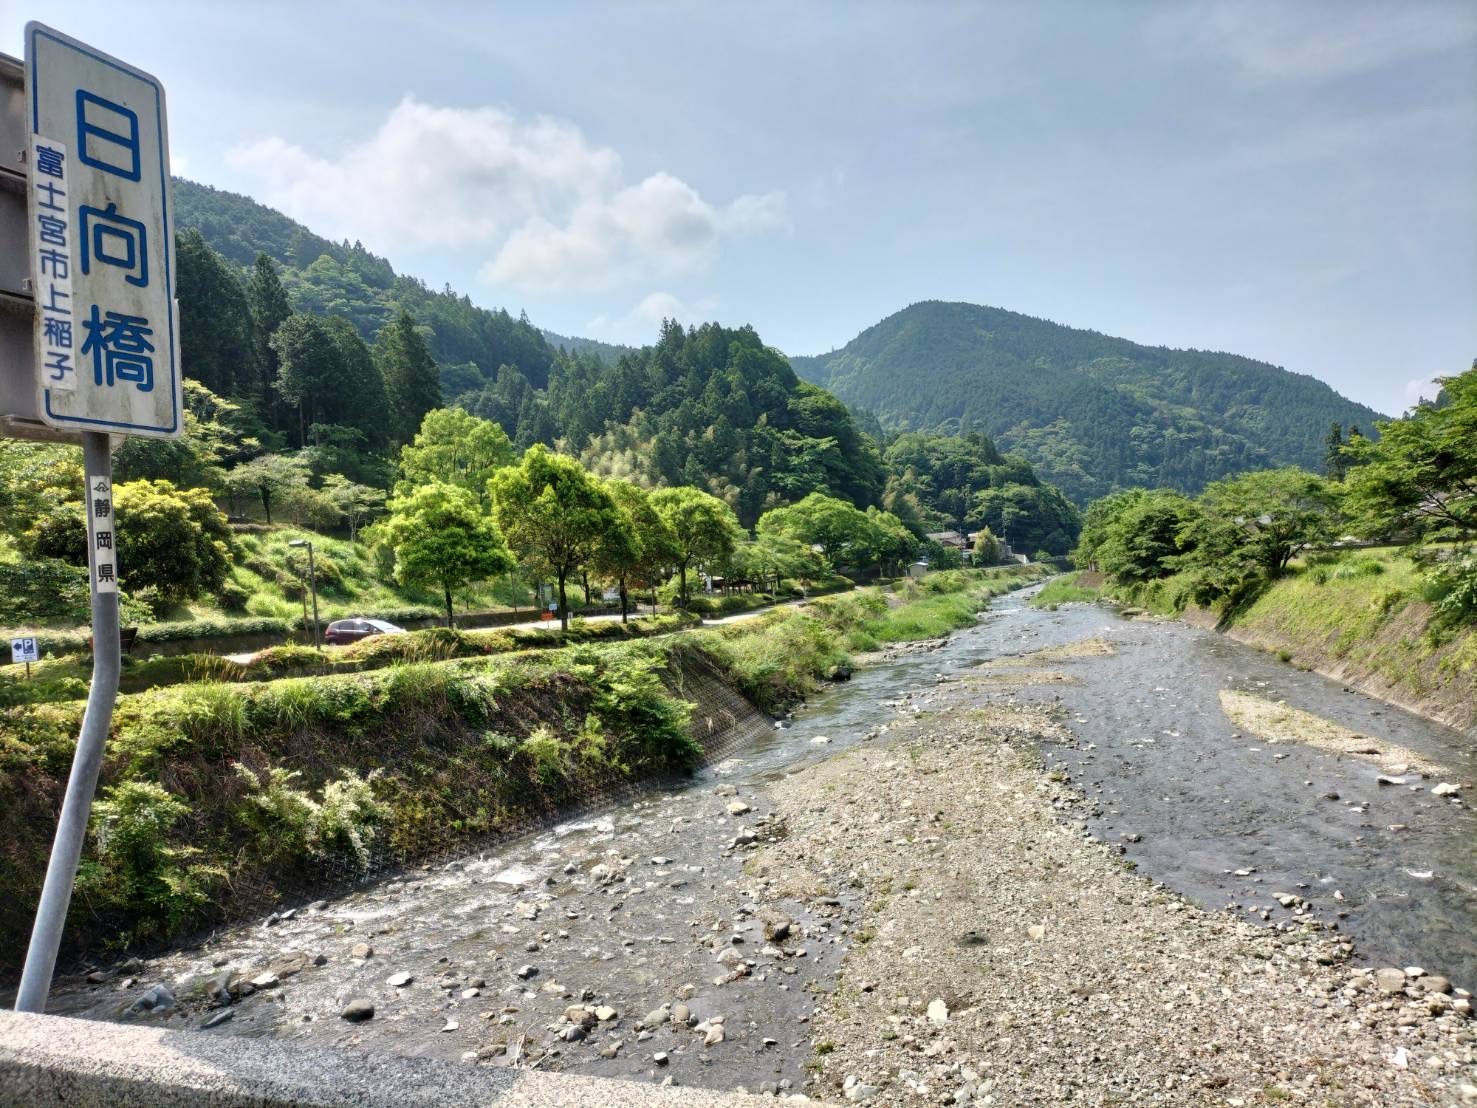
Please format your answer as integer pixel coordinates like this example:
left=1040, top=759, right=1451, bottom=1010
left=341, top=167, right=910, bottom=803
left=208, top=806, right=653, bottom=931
left=31, top=590, right=1477, bottom=1103
left=750, top=694, right=1477, bottom=1105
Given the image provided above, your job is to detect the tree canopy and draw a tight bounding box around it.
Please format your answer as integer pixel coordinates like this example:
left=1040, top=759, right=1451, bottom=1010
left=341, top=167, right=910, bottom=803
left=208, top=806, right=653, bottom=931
left=488, top=445, right=623, bottom=629
left=381, top=483, right=514, bottom=627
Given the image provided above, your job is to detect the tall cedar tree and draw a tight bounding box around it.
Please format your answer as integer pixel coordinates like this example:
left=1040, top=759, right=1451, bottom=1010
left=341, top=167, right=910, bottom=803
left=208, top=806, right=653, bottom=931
left=322, top=316, right=390, bottom=450
left=376, top=310, right=443, bottom=447
left=247, top=253, right=292, bottom=426
left=175, top=229, right=254, bottom=397
left=270, top=314, right=342, bottom=448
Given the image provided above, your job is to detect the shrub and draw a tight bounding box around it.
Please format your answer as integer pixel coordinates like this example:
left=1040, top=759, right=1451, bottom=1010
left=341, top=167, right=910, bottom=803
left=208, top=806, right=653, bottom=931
left=232, top=764, right=385, bottom=870
left=77, top=781, right=225, bottom=941
left=1423, top=550, right=1477, bottom=626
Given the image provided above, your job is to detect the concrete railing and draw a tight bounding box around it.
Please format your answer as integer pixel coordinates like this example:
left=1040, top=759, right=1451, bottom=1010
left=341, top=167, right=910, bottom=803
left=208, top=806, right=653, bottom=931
left=0, top=1010, right=789, bottom=1107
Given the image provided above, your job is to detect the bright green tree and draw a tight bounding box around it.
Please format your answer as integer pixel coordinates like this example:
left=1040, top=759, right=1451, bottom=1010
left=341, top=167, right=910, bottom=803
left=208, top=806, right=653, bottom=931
left=865, top=506, right=919, bottom=574
left=1082, top=489, right=1201, bottom=584
left=731, top=532, right=826, bottom=593
left=971, top=526, right=1001, bottom=566
left=1343, top=364, right=1477, bottom=539
left=24, top=479, right=234, bottom=607
left=1192, top=467, right=1339, bottom=577
left=397, top=408, right=516, bottom=505
left=757, top=492, right=874, bottom=569
left=382, top=483, right=514, bottom=627
left=488, top=445, right=622, bottom=629
left=649, top=486, right=743, bottom=603
left=593, top=479, right=678, bottom=621
left=376, top=310, right=443, bottom=446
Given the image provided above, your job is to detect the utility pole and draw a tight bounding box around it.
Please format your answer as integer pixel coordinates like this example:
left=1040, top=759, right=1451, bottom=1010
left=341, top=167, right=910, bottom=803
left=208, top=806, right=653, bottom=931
left=289, top=539, right=320, bottom=648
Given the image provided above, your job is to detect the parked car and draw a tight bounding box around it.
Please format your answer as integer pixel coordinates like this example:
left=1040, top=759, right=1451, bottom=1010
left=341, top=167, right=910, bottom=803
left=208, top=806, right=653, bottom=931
left=323, top=618, right=407, bottom=646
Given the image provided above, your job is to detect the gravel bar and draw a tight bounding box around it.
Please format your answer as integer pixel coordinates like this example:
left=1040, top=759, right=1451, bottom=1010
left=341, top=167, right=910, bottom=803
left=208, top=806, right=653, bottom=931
left=746, top=693, right=1477, bottom=1105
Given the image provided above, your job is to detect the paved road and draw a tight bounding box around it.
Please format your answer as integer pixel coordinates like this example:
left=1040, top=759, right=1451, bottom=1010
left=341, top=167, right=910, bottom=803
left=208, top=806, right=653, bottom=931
left=222, top=598, right=811, bottom=664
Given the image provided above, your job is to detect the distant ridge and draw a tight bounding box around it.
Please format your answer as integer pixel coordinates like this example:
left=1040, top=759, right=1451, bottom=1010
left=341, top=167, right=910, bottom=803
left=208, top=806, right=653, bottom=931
left=788, top=300, right=1384, bottom=504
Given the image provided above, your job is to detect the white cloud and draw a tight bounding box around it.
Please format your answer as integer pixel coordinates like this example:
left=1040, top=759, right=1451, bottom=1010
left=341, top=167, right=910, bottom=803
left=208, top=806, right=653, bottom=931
left=1404, top=374, right=1442, bottom=409
left=586, top=290, right=719, bottom=343
left=226, top=97, right=787, bottom=294
left=482, top=173, right=786, bottom=293
left=1147, top=2, right=1477, bottom=84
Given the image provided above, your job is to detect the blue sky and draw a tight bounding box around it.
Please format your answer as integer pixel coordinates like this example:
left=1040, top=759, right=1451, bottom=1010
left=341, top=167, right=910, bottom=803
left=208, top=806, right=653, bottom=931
left=8, top=2, right=1475, bottom=415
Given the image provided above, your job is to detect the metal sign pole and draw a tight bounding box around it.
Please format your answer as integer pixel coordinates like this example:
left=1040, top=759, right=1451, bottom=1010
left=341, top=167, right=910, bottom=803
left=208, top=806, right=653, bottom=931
left=15, top=430, right=121, bottom=1012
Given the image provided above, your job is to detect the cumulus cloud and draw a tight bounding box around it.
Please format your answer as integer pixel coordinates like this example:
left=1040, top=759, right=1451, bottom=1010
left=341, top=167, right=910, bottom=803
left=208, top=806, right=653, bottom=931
left=227, top=97, right=787, bottom=294
left=586, top=290, right=718, bottom=342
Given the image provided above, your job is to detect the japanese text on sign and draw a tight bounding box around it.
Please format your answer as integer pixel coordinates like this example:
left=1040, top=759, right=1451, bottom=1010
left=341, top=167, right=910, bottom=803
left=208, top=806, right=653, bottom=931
left=26, top=22, right=180, bottom=438
left=84, top=476, right=117, bottom=594
left=29, top=136, right=76, bottom=393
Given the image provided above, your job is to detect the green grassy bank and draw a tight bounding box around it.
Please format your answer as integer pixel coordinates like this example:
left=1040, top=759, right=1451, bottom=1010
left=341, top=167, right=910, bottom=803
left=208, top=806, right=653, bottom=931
left=0, top=564, right=1044, bottom=973
left=0, top=613, right=699, bottom=709
left=1038, top=552, right=1476, bottom=733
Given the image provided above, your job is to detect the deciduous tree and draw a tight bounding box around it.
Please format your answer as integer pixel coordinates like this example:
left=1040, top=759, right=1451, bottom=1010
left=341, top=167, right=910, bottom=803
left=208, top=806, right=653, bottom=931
left=382, top=483, right=513, bottom=628
left=649, top=486, right=742, bottom=603
left=488, top=445, right=621, bottom=629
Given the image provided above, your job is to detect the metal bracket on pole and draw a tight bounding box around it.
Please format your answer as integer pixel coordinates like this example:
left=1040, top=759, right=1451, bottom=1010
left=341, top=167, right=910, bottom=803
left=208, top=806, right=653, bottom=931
left=15, top=431, right=121, bottom=1012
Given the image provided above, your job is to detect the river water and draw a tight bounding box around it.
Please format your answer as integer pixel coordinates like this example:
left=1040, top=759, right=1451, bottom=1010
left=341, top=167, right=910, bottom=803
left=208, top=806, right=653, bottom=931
left=38, top=584, right=1476, bottom=1090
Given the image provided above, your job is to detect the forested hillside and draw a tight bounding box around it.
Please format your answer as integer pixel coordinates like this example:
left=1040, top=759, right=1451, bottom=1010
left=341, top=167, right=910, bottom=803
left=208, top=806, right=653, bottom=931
left=790, top=300, right=1385, bottom=504
left=169, top=180, right=1069, bottom=541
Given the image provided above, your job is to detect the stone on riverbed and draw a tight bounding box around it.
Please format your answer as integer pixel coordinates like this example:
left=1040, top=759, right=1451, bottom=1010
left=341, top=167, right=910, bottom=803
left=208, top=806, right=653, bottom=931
left=1374, top=967, right=1408, bottom=993
left=340, top=998, right=374, bottom=1022
left=350, top=942, right=373, bottom=959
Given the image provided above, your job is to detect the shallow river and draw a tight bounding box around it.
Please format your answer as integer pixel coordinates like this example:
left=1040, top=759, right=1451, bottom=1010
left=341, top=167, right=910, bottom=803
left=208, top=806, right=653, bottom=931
left=38, top=586, right=1477, bottom=1091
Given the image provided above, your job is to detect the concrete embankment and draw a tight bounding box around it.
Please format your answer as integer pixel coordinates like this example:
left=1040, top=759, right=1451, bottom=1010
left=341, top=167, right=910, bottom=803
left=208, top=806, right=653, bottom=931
left=0, top=1009, right=784, bottom=1106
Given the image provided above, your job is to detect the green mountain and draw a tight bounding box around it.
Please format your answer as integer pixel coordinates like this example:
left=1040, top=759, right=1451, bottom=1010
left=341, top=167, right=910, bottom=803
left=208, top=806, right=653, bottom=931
left=169, top=180, right=893, bottom=528
left=174, top=179, right=558, bottom=389
left=789, top=300, right=1385, bottom=504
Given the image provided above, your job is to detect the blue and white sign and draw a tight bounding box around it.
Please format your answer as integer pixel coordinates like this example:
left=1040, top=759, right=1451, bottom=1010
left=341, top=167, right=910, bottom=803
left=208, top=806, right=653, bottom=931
left=25, top=23, right=180, bottom=439
left=11, top=637, right=40, bottom=665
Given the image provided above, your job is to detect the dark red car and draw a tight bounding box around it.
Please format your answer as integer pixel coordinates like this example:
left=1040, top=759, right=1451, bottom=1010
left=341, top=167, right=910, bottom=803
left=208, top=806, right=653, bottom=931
left=323, top=618, right=406, bottom=646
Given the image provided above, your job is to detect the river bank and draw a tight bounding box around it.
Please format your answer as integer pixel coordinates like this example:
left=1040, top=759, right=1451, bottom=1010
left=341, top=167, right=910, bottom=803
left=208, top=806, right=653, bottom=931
left=1056, top=549, right=1477, bottom=736
left=0, top=566, right=1046, bottom=980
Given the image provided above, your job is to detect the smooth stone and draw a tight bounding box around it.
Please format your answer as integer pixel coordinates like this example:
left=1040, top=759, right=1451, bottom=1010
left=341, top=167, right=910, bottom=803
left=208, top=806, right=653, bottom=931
left=340, top=998, right=375, bottom=1022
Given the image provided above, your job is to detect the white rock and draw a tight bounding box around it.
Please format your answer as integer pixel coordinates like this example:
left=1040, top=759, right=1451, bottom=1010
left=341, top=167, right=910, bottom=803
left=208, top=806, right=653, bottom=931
left=927, top=998, right=949, bottom=1025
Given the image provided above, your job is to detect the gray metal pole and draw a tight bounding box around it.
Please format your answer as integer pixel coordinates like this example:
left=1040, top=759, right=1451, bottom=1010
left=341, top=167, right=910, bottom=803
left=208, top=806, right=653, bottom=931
left=306, top=543, right=320, bottom=649
left=15, top=432, right=121, bottom=1012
